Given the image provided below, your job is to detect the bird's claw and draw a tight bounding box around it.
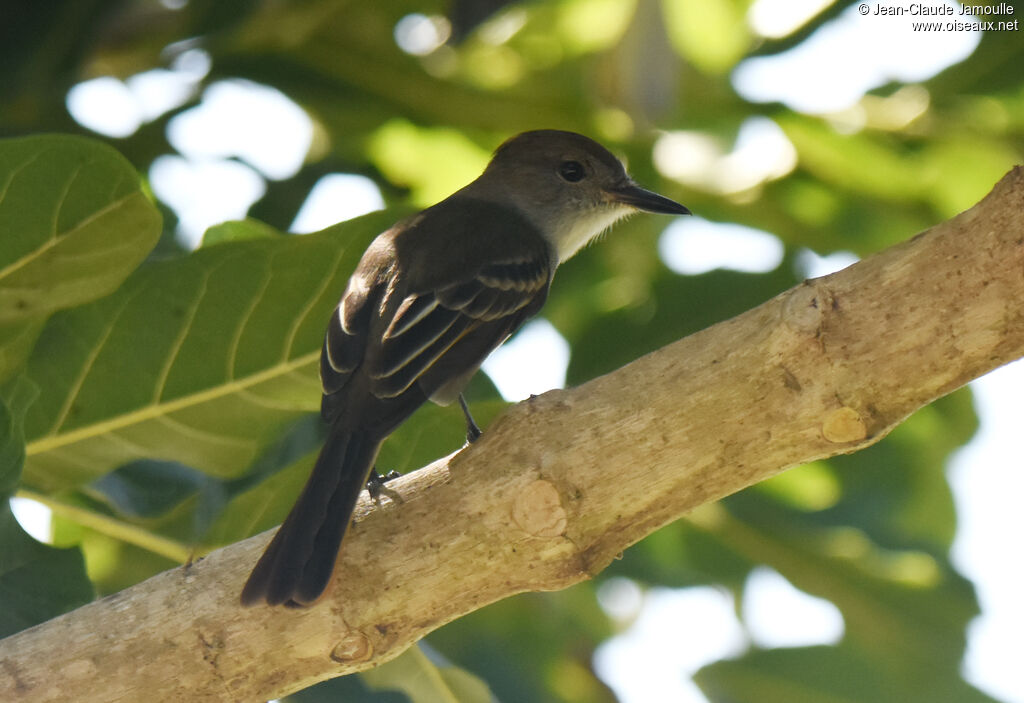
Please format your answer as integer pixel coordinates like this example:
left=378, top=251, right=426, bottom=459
left=366, top=468, right=403, bottom=505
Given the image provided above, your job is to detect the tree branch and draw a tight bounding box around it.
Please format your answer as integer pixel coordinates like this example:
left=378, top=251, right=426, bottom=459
left=2, top=168, right=1022, bottom=702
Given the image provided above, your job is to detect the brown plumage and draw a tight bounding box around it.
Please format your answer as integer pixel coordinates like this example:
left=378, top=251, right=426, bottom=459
left=240, top=130, right=688, bottom=606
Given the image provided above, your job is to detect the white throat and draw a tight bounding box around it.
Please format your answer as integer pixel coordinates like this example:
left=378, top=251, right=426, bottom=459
left=544, top=204, right=632, bottom=263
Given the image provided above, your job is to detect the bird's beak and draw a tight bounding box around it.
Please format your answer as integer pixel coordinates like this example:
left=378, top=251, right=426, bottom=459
left=606, top=183, right=691, bottom=215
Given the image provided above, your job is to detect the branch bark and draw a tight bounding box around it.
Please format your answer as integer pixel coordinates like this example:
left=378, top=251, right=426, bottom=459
left=2, top=168, right=1023, bottom=702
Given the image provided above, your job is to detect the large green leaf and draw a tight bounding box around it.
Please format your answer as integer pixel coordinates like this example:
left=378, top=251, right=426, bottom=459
left=17, top=212, right=394, bottom=492
left=361, top=644, right=497, bottom=703
left=703, top=507, right=977, bottom=674
left=0, top=134, right=161, bottom=379
left=201, top=394, right=504, bottom=548
left=695, top=645, right=1000, bottom=703
left=427, top=587, right=616, bottom=703
left=0, top=378, right=93, bottom=636
left=0, top=503, right=93, bottom=638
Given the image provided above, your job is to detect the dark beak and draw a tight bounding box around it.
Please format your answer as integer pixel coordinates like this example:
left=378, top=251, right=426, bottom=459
left=606, top=183, right=691, bottom=215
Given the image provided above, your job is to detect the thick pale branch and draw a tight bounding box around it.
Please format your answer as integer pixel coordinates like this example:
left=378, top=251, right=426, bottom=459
left=2, top=168, right=1023, bottom=702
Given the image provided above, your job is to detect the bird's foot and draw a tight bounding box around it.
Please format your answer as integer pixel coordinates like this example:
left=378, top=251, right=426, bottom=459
left=459, top=394, right=483, bottom=444
left=366, top=468, right=403, bottom=505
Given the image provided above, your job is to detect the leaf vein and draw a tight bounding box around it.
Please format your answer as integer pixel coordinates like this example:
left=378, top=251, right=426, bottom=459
left=0, top=151, right=43, bottom=213
left=226, top=252, right=272, bottom=381
left=155, top=414, right=256, bottom=449
left=29, top=350, right=320, bottom=456
left=52, top=163, right=85, bottom=240
left=282, top=241, right=346, bottom=361
left=51, top=287, right=141, bottom=434
left=0, top=191, right=139, bottom=284
left=152, top=270, right=211, bottom=404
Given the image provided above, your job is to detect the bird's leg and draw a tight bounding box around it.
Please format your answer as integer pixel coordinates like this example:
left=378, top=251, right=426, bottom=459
left=366, top=467, right=403, bottom=505
left=459, top=393, right=482, bottom=443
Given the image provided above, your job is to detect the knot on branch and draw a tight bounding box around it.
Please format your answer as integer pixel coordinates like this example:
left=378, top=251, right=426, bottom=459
left=511, top=480, right=567, bottom=537
left=330, top=631, right=373, bottom=663
left=822, top=406, right=867, bottom=443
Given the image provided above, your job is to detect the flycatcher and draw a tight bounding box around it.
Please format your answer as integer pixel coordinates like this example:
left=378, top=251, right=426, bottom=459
left=241, top=129, right=689, bottom=607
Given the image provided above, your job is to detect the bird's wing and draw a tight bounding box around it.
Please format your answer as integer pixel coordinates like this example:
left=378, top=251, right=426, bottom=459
left=367, top=253, right=550, bottom=399
left=320, top=198, right=555, bottom=418
left=320, top=270, right=376, bottom=398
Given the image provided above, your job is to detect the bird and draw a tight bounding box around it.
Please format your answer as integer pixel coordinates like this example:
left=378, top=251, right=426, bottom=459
left=240, top=129, right=689, bottom=607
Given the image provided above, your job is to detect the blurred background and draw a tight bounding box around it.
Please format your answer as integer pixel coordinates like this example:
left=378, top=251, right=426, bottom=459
left=3, top=0, right=1022, bottom=701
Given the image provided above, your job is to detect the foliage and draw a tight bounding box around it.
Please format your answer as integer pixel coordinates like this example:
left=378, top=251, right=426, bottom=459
left=1, top=0, right=1021, bottom=701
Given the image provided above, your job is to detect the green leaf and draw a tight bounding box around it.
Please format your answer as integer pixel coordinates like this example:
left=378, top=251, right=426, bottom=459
left=0, top=381, right=92, bottom=637
left=17, top=212, right=394, bottom=492
left=0, top=135, right=161, bottom=379
left=0, top=503, right=93, bottom=637
left=189, top=414, right=326, bottom=547
left=0, top=376, right=34, bottom=497
left=368, top=120, right=490, bottom=207
left=922, top=136, right=1019, bottom=218
left=199, top=397, right=503, bottom=550
left=201, top=218, right=282, bottom=248
left=663, top=0, right=751, bottom=74
left=91, top=459, right=210, bottom=519
left=605, top=519, right=753, bottom=591
left=362, top=643, right=496, bottom=703
left=696, top=645, right=1000, bottom=703
left=428, top=588, right=615, bottom=703
left=703, top=508, right=977, bottom=673
left=199, top=444, right=316, bottom=548
left=565, top=263, right=799, bottom=386
left=777, top=115, right=923, bottom=203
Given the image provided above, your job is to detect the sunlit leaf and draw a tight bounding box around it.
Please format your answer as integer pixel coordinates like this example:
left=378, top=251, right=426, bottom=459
left=17, top=212, right=394, bottom=492
left=702, top=508, right=976, bottom=672
left=662, top=0, right=751, bottom=73
left=429, top=588, right=616, bottom=703
left=368, top=120, right=490, bottom=206
left=362, top=644, right=496, bottom=703
left=0, top=135, right=161, bottom=379
left=201, top=217, right=282, bottom=247
left=696, top=645, right=1000, bottom=703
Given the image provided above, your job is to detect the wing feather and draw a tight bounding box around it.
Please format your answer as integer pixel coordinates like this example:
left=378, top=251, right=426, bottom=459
left=369, top=255, right=550, bottom=398
left=373, top=315, right=476, bottom=398
left=385, top=293, right=440, bottom=338
left=371, top=304, right=461, bottom=380
left=319, top=198, right=555, bottom=418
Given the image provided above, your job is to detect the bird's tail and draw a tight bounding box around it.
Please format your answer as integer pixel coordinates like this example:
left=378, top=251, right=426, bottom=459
left=240, top=428, right=382, bottom=607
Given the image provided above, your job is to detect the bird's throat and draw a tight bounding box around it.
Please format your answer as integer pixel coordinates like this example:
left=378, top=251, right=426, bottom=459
left=550, top=205, right=632, bottom=263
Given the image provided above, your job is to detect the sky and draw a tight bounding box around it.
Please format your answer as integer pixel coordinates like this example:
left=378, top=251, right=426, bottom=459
left=15, top=1, right=1023, bottom=702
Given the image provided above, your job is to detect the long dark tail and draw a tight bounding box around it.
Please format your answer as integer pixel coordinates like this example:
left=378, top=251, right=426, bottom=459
left=240, top=428, right=382, bottom=607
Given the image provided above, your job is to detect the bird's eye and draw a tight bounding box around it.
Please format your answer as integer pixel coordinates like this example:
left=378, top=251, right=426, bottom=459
left=558, top=160, right=586, bottom=182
